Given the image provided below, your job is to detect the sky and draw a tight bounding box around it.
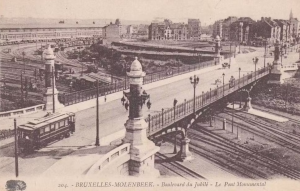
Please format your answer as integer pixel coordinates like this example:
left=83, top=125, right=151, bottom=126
left=0, top=0, right=300, bottom=25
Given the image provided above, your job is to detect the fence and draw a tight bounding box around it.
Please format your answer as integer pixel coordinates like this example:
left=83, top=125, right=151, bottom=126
left=0, top=104, right=45, bottom=118
left=145, top=66, right=270, bottom=137
left=59, top=59, right=217, bottom=106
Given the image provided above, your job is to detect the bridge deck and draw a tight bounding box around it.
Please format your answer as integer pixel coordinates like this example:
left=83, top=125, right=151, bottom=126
left=146, top=67, right=269, bottom=136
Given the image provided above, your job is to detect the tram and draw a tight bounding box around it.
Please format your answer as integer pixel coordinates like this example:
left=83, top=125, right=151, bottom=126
left=18, top=112, right=75, bottom=153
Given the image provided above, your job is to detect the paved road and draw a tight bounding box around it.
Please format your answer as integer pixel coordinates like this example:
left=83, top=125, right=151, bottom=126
left=1, top=46, right=298, bottom=177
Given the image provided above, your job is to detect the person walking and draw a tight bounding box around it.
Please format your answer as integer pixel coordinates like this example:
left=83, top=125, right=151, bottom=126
left=125, top=101, right=129, bottom=111
left=173, top=98, right=178, bottom=107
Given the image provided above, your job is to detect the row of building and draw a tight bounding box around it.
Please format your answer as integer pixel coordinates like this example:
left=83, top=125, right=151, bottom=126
left=148, top=19, right=201, bottom=41
left=212, top=10, right=300, bottom=45
left=0, top=25, right=103, bottom=43
left=0, top=18, right=147, bottom=44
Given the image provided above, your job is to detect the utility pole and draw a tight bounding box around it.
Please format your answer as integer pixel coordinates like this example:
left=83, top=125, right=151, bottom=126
left=52, top=67, right=55, bottom=113
left=229, top=43, right=232, bottom=65
left=232, top=99, right=234, bottom=133
left=95, top=80, right=100, bottom=146
left=264, top=40, right=266, bottom=68
left=14, top=119, right=19, bottom=177
left=21, top=73, right=24, bottom=106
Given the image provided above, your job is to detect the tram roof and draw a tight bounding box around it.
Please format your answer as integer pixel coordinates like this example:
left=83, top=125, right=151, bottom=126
left=18, top=112, right=74, bottom=130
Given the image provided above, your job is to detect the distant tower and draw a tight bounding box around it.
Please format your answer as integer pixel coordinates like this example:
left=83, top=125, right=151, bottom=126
left=289, top=9, right=293, bottom=20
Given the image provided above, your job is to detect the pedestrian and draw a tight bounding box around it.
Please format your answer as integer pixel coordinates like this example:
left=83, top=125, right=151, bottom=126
left=104, top=95, right=107, bottom=102
left=121, top=96, right=125, bottom=105
left=173, top=98, right=178, bottom=107
left=125, top=101, right=129, bottom=111
left=147, top=100, right=151, bottom=110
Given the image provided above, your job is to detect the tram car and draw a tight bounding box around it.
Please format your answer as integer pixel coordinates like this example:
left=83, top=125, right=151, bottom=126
left=18, top=112, right=75, bottom=153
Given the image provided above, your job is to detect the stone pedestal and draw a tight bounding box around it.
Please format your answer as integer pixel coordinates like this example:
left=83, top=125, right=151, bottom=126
left=243, top=97, right=253, bottom=112
left=268, top=63, right=283, bottom=84
left=123, top=118, right=160, bottom=177
left=215, top=55, right=224, bottom=65
left=223, top=118, right=227, bottom=130
left=43, top=86, right=64, bottom=112
left=178, top=138, right=193, bottom=162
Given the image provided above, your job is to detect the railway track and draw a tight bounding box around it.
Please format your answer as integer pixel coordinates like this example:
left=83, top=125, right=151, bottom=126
left=219, top=111, right=300, bottom=154
left=189, top=127, right=300, bottom=179
left=155, top=152, right=205, bottom=180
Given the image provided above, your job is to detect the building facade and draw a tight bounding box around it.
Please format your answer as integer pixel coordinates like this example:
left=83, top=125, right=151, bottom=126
left=229, top=17, right=255, bottom=44
left=253, top=17, right=281, bottom=44
left=289, top=10, right=300, bottom=40
left=212, top=20, right=222, bottom=38
left=188, top=19, right=201, bottom=40
left=148, top=18, right=201, bottom=41
left=274, top=19, right=291, bottom=43
left=221, top=17, right=238, bottom=41
left=0, top=26, right=102, bottom=42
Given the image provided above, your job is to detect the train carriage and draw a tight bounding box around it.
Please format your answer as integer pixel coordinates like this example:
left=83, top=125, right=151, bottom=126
left=18, top=112, right=75, bottom=153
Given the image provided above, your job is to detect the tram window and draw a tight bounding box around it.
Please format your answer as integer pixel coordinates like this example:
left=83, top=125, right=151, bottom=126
left=50, top=124, right=55, bottom=131
left=59, top=121, right=65, bottom=127
left=45, top=125, right=50, bottom=132
left=65, top=119, right=69, bottom=125
left=40, top=128, right=45, bottom=134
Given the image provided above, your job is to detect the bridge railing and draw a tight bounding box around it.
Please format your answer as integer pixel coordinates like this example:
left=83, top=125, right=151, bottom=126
left=146, top=67, right=269, bottom=136
left=59, top=60, right=215, bottom=106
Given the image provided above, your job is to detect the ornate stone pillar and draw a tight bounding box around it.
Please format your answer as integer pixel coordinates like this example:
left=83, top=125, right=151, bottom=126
left=43, top=45, right=64, bottom=111
left=178, top=137, right=193, bottom=162
left=123, top=57, right=160, bottom=177
left=214, top=35, right=223, bottom=65
left=268, top=40, right=283, bottom=84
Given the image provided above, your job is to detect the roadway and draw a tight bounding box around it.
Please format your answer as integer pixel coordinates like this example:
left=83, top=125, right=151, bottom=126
left=1, top=46, right=298, bottom=177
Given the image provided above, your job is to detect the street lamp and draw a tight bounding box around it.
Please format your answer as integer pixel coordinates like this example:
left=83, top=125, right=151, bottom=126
left=239, top=68, right=242, bottom=108
left=252, top=57, right=259, bottom=80
left=95, top=80, right=100, bottom=146
left=22, top=51, right=26, bottom=73
left=222, top=73, right=225, bottom=97
left=263, top=39, right=267, bottom=68
left=190, top=75, right=199, bottom=116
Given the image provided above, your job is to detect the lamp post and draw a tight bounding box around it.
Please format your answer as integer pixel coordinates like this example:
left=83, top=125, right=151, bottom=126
left=52, top=67, right=55, bottom=113
left=14, top=119, right=18, bottom=177
left=229, top=42, right=232, bottom=65
left=280, top=47, right=283, bottom=64
left=22, top=51, right=26, bottom=73
left=239, top=68, right=242, bottom=108
left=95, top=80, right=100, bottom=146
left=222, top=73, right=225, bottom=97
left=173, top=99, right=178, bottom=153
left=264, top=39, right=267, bottom=68
left=252, top=57, right=258, bottom=80
left=190, top=75, right=200, bottom=116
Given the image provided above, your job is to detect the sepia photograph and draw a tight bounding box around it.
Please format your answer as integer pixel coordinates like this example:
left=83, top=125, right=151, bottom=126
left=0, top=0, right=300, bottom=190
